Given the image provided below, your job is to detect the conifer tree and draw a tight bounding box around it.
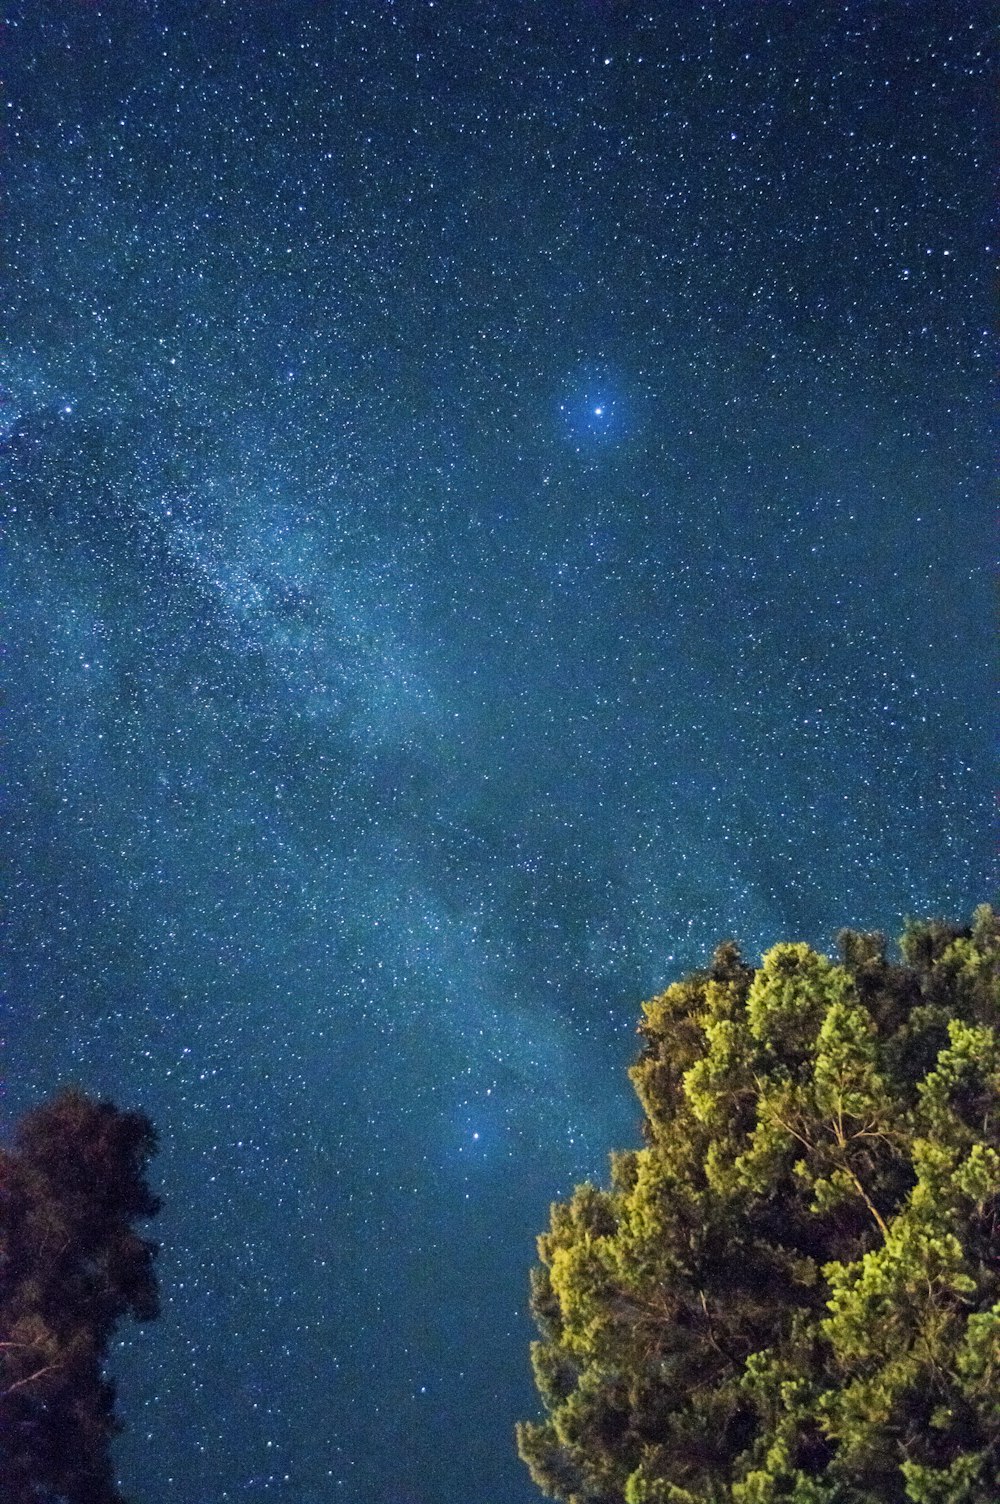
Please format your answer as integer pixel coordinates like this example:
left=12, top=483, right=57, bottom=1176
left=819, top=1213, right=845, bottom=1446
left=0, top=1088, right=160, bottom=1504
left=517, top=907, right=1000, bottom=1504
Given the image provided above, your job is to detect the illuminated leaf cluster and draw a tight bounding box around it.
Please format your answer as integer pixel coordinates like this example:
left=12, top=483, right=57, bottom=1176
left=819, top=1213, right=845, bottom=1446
left=518, top=908, right=1000, bottom=1503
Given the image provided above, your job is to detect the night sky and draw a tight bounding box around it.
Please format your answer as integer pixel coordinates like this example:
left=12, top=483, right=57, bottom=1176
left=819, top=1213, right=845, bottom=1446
left=1, top=2, right=993, bottom=1501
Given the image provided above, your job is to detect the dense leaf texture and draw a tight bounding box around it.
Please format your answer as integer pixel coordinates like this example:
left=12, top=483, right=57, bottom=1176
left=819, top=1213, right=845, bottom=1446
left=517, top=908, right=1000, bottom=1504
left=0, top=1089, right=160, bottom=1504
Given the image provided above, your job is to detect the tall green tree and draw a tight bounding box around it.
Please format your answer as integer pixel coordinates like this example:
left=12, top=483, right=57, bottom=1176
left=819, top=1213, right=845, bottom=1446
left=0, top=1088, right=160, bottom=1504
left=517, top=907, right=1000, bottom=1504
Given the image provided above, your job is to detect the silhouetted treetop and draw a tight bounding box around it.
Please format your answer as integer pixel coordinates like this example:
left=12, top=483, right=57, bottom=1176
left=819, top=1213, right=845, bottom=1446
left=1, top=1087, right=160, bottom=1504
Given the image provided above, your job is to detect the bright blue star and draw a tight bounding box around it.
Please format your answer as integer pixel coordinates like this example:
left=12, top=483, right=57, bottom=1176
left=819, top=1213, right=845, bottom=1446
left=558, top=365, right=625, bottom=446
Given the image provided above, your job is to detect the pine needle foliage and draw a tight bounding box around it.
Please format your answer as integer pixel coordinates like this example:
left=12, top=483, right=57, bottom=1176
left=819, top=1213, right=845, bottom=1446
left=517, top=907, right=1000, bottom=1504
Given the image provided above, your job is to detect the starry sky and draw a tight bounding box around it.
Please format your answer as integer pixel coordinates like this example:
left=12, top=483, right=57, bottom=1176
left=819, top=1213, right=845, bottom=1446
left=1, top=2, right=994, bottom=1501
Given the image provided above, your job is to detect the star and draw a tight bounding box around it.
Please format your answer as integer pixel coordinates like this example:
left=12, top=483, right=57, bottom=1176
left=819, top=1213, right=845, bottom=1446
left=3, top=4, right=991, bottom=1501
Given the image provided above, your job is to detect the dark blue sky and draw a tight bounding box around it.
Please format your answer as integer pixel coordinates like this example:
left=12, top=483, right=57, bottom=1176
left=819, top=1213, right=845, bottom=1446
left=2, top=3, right=993, bottom=1501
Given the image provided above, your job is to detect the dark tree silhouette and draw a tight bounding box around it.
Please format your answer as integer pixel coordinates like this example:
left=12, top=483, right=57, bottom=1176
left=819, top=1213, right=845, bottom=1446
left=518, top=907, right=1000, bottom=1504
left=0, top=1088, right=160, bottom=1504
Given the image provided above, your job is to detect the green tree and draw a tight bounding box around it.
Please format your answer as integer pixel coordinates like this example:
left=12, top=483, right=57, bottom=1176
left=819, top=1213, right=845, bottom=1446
left=0, top=1088, right=160, bottom=1504
left=517, top=907, right=1000, bottom=1504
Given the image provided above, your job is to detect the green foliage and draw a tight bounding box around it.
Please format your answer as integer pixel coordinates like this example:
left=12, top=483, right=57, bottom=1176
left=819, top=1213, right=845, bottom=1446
left=517, top=907, right=1000, bottom=1504
left=0, top=1087, right=160, bottom=1504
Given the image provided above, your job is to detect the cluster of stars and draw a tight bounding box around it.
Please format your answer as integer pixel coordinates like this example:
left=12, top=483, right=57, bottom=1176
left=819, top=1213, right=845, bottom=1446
left=2, top=3, right=992, bottom=1502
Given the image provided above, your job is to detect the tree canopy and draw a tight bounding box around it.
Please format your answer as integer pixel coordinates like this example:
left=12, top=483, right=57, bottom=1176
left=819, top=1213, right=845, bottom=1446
left=0, top=1087, right=160, bottom=1504
left=517, top=906, right=1000, bottom=1504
